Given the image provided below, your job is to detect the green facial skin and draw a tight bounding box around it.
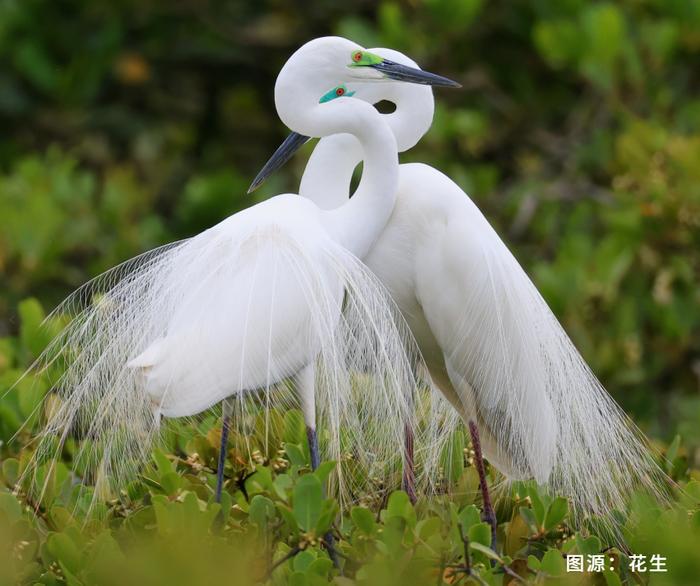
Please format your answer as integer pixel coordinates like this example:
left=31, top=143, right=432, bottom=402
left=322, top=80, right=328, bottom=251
left=348, top=50, right=383, bottom=67
left=319, top=84, right=355, bottom=103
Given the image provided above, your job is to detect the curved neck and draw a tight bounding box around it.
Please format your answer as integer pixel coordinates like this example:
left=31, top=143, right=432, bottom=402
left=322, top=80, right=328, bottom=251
left=275, top=68, right=401, bottom=258
left=300, top=83, right=433, bottom=223
left=300, top=134, right=360, bottom=208
left=322, top=114, right=398, bottom=258
left=383, top=82, right=434, bottom=152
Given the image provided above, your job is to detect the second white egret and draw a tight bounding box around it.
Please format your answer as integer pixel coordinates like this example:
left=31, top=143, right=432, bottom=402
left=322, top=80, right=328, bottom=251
left=250, top=47, right=669, bottom=545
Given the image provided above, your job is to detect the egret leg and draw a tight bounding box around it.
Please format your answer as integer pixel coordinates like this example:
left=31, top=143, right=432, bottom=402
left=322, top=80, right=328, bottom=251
left=468, top=420, right=497, bottom=552
left=306, top=425, right=320, bottom=470
left=296, top=365, right=341, bottom=572
left=215, top=398, right=233, bottom=503
left=402, top=420, right=417, bottom=504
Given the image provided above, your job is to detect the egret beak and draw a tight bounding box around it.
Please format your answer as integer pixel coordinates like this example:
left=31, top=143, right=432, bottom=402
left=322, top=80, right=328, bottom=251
left=247, top=59, right=459, bottom=193
left=370, top=60, right=461, bottom=88
left=248, top=131, right=310, bottom=193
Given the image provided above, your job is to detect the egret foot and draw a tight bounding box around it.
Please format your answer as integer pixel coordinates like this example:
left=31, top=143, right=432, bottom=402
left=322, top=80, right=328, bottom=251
left=402, top=421, right=417, bottom=504
left=215, top=400, right=233, bottom=503
left=306, top=425, right=341, bottom=573
left=468, top=420, right=497, bottom=552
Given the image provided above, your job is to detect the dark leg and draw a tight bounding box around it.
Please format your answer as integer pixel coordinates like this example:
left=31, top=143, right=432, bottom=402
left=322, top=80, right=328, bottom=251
left=402, top=381, right=417, bottom=505
left=468, top=420, right=497, bottom=552
left=306, top=424, right=341, bottom=572
left=306, top=425, right=320, bottom=471
left=215, top=400, right=233, bottom=503
left=402, top=421, right=417, bottom=504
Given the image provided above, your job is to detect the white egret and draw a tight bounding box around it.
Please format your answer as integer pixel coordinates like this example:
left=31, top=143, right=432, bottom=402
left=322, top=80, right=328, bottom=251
left=250, top=47, right=669, bottom=543
left=28, top=38, right=459, bottom=517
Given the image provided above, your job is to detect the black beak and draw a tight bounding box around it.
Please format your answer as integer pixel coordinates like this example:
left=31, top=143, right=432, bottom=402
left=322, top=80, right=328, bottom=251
left=371, top=60, right=461, bottom=87
left=247, top=131, right=310, bottom=193
left=248, top=61, right=459, bottom=193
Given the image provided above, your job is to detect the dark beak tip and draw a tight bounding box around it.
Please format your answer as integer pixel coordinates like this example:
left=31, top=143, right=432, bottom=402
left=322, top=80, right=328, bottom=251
left=373, top=60, right=461, bottom=89
left=248, top=131, right=310, bottom=195
left=430, top=74, right=461, bottom=88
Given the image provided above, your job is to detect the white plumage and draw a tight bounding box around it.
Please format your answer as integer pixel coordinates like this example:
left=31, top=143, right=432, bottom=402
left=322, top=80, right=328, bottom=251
left=27, top=37, right=460, bottom=500
left=285, top=47, right=669, bottom=528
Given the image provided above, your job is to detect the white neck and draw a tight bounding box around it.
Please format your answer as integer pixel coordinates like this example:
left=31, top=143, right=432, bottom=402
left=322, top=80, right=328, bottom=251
left=273, top=43, right=431, bottom=259
left=300, top=133, right=360, bottom=209
left=321, top=113, right=398, bottom=258
left=300, top=83, right=433, bottom=235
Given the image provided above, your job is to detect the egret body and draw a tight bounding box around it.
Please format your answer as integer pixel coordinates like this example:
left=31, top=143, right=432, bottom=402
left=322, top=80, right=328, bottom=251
left=31, top=38, right=458, bottom=506
left=252, top=48, right=668, bottom=535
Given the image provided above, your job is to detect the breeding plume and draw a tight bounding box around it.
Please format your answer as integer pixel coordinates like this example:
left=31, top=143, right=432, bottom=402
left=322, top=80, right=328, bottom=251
left=27, top=38, right=459, bottom=503
left=250, top=47, right=669, bottom=535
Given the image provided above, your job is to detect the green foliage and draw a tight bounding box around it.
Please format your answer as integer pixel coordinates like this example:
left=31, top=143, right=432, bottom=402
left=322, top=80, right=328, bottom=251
left=0, top=300, right=698, bottom=583
left=0, top=0, right=699, bottom=583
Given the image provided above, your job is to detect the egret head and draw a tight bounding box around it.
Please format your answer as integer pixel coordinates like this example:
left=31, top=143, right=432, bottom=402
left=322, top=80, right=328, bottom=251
left=251, top=37, right=458, bottom=192
left=349, top=47, right=437, bottom=152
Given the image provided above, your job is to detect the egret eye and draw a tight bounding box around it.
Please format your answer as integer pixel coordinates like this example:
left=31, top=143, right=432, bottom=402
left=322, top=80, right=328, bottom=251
left=319, top=84, right=355, bottom=103
left=348, top=50, right=384, bottom=68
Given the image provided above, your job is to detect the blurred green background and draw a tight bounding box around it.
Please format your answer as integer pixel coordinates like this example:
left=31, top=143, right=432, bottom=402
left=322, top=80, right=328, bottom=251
left=1, top=1, right=700, bottom=584
left=2, top=0, right=698, bottom=447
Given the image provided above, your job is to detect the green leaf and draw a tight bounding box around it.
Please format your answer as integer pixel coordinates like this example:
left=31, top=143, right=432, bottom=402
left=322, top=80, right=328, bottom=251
left=526, top=485, right=545, bottom=526
left=351, top=506, right=376, bottom=535
left=315, top=499, right=338, bottom=535
left=249, top=495, right=276, bottom=529
left=0, top=492, right=22, bottom=522
left=1, top=458, right=20, bottom=487
left=458, top=504, right=481, bottom=532
left=416, top=517, right=442, bottom=541
left=380, top=516, right=406, bottom=556
left=385, top=491, right=416, bottom=527
left=519, top=506, right=539, bottom=533
left=276, top=503, right=299, bottom=533
left=285, top=443, right=307, bottom=467
left=273, top=473, right=293, bottom=501
left=468, top=522, right=491, bottom=547
left=308, top=558, right=333, bottom=577
left=603, top=569, right=623, bottom=586
left=293, top=474, right=323, bottom=532
left=18, top=298, right=48, bottom=357
left=47, top=533, right=82, bottom=575
left=543, top=497, right=568, bottom=531
left=246, top=466, right=273, bottom=494
left=152, top=449, right=175, bottom=477
left=289, top=571, right=308, bottom=586
left=469, top=541, right=502, bottom=562
left=575, top=533, right=601, bottom=556
left=293, top=550, right=316, bottom=573
left=540, top=549, right=565, bottom=576
left=159, top=471, right=182, bottom=495
left=313, top=460, right=336, bottom=485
